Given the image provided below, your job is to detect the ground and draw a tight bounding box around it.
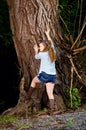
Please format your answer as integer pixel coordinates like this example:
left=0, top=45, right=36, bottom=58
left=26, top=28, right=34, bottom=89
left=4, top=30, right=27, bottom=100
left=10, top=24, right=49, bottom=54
left=0, top=109, right=86, bottom=130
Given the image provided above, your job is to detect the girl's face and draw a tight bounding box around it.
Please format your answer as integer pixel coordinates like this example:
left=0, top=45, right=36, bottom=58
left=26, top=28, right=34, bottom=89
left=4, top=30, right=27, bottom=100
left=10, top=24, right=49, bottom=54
left=39, top=43, right=45, bottom=52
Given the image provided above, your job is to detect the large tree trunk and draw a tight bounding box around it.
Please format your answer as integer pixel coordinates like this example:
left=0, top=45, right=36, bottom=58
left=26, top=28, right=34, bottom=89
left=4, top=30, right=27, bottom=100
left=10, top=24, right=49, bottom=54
left=3, top=0, right=69, bottom=117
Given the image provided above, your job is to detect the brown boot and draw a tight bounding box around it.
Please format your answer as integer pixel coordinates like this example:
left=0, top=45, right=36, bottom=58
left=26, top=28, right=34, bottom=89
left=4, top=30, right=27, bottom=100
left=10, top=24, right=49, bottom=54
left=25, top=87, right=35, bottom=100
left=48, top=99, right=55, bottom=115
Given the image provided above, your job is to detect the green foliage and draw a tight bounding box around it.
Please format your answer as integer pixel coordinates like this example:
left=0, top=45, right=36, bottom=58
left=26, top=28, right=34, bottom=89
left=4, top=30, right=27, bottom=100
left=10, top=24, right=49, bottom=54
left=58, top=0, right=86, bottom=38
left=65, top=118, right=73, bottom=129
left=58, top=1, right=77, bottom=34
left=0, top=0, right=13, bottom=46
left=65, top=87, right=81, bottom=109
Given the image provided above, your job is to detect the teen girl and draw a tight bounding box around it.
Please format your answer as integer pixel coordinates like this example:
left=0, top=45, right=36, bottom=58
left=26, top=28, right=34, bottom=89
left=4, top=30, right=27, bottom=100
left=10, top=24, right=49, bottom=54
left=25, top=29, right=56, bottom=115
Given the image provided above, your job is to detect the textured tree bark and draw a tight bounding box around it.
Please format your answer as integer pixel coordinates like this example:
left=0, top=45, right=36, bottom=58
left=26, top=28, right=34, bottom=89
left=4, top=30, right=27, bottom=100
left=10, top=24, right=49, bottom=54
left=4, top=0, right=68, bottom=116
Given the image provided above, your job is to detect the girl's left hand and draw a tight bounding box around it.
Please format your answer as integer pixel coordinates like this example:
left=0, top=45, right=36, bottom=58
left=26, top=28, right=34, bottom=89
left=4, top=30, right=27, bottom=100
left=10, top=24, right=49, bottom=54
left=34, top=44, right=39, bottom=54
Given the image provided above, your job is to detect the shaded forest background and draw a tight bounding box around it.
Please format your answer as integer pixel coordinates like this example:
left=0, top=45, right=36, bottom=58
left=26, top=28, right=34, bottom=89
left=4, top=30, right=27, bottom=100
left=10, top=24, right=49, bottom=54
left=0, top=0, right=86, bottom=114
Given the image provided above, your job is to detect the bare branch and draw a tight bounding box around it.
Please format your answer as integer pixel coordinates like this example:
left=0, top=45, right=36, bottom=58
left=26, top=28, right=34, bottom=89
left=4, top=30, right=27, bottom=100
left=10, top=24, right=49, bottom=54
left=71, top=20, right=86, bottom=49
left=59, top=15, right=70, bottom=34
left=73, top=45, right=86, bottom=55
left=70, top=66, right=73, bottom=108
left=78, top=0, right=83, bottom=35
left=67, top=55, right=82, bottom=80
left=73, top=0, right=80, bottom=37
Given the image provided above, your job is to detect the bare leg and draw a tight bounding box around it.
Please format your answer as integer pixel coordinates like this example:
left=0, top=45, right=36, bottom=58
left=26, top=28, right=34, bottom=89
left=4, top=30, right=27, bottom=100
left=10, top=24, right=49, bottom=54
left=46, top=83, right=55, bottom=115
left=25, top=76, right=41, bottom=99
left=31, top=76, right=41, bottom=88
left=46, top=83, right=54, bottom=100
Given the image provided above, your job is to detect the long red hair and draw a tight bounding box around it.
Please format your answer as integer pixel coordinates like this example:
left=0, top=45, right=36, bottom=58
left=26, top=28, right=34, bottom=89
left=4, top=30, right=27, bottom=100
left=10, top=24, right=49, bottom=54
left=40, top=40, right=56, bottom=62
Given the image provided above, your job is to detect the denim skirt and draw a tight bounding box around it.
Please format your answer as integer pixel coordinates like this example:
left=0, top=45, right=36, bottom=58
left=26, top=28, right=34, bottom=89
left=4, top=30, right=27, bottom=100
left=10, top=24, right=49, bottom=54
left=37, top=71, right=56, bottom=84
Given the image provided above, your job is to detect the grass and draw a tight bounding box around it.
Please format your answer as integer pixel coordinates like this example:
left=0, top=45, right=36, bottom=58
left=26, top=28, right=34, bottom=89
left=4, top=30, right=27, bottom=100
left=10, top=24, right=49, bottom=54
left=18, top=122, right=32, bottom=130
left=0, top=115, right=18, bottom=125
left=0, top=115, right=33, bottom=129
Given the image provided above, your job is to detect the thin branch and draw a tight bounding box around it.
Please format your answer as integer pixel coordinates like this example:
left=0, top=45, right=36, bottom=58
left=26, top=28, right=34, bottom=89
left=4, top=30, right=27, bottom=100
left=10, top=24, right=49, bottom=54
left=78, top=0, right=83, bottom=35
left=75, top=39, right=86, bottom=48
left=73, top=0, right=80, bottom=37
left=67, top=55, right=82, bottom=80
left=73, top=45, right=86, bottom=55
left=70, top=66, right=73, bottom=108
left=71, top=20, right=86, bottom=49
left=59, top=14, right=70, bottom=34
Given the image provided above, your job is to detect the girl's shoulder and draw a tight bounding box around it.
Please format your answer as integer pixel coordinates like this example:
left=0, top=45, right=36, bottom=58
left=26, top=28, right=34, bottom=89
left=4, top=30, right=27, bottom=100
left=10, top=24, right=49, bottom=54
left=39, top=51, right=48, bottom=57
left=39, top=51, right=48, bottom=54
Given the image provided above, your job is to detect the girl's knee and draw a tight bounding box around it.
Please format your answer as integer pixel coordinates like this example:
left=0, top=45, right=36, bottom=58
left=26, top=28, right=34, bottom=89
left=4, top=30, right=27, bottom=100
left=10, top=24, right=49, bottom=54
left=31, top=76, right=39, bottom=85
left=32, top=76, right=36, bottom=81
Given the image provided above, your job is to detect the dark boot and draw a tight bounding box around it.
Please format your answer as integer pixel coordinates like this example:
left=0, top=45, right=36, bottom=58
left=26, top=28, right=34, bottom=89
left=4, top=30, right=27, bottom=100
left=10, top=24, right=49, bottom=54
left=48, top=99, right=55, bottom=115
left=25, top=87, right=35, bottom=100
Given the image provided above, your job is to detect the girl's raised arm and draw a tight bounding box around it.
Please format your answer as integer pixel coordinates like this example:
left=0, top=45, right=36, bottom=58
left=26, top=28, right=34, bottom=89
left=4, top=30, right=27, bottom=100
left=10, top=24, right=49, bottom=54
left=45, top=28, right=53, bottom=44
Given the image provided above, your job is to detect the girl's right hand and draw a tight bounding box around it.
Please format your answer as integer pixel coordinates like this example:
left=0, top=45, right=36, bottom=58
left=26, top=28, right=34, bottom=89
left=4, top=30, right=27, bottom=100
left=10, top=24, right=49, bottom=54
left=45, top=27, right=53, bottom=43
left=45, top=28, right=50, bottom=36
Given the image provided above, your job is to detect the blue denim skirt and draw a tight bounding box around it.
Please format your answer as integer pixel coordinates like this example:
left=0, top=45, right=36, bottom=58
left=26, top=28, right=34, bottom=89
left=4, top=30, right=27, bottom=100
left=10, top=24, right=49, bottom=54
left=37, top=71, right=56, bottom=84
